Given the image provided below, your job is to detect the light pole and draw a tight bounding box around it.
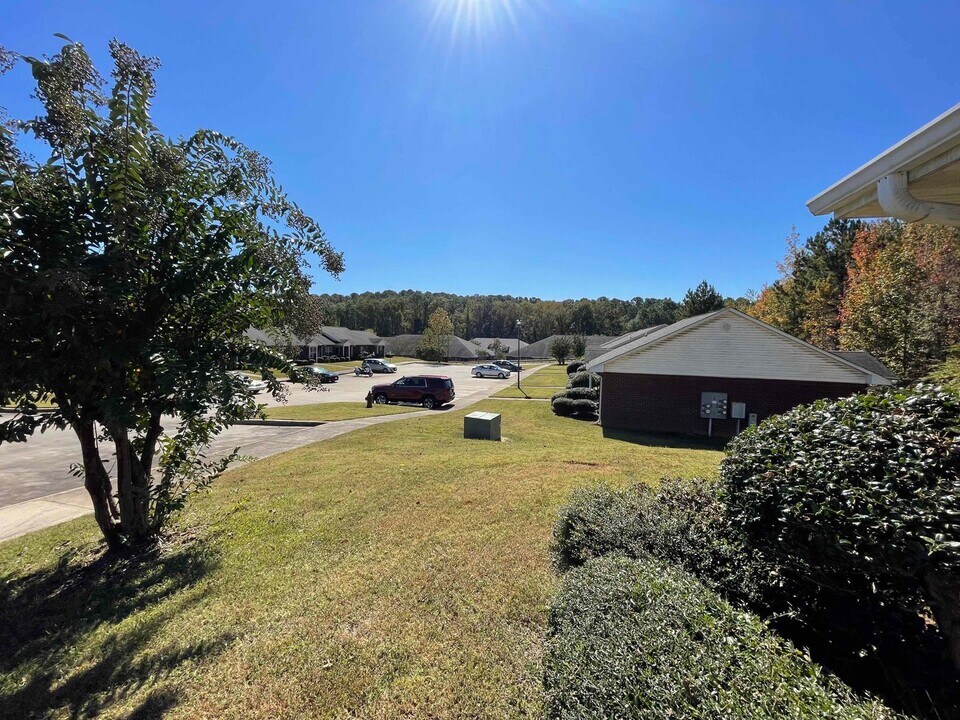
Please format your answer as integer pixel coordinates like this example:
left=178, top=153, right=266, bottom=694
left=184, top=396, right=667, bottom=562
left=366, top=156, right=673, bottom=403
left=516, top=319, right=522, bottom=389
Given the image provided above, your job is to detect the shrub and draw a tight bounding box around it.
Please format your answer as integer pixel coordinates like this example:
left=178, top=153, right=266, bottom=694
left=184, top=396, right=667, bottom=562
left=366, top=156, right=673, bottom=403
left=551, top=386, right=598, bottom=403
left=722, top=383, right=960, bottom=670
left=551, top=479, right=768, bottom=605
left=551, top=396, right=598, bottom=417
left=544, top=555, right=896, bottom=720
left=566, top=361, right=586, bottom=375
left=566, top=370, right=601, bottom=389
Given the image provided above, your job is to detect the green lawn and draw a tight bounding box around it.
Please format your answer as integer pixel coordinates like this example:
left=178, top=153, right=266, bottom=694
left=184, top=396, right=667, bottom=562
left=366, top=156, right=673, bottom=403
left=0, top=400, right=721, bottom=719
left=264, top=401, right=421, bottom=422
left=492, top=385, right=557, bottom=399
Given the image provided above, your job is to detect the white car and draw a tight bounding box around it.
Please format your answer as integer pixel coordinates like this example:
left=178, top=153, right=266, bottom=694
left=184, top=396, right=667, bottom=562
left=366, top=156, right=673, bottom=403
left=362, top=358, right=398, bottom=373
left=229, top=370, right=268, bottom=394
left=472, top=363, right=511, bottom=379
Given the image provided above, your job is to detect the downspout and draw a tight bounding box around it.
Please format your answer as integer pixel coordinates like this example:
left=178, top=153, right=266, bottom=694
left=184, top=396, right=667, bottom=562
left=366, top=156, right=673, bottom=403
left=877, top=172, right=960, bottom=227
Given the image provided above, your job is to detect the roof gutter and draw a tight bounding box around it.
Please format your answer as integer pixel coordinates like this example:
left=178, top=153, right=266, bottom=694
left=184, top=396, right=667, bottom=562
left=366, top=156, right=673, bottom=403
left=876, top=172, right=960, bottom=227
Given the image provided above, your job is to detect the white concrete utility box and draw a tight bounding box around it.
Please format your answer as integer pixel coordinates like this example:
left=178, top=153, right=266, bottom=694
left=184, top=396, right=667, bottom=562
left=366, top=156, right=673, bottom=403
left=464, top=411, right=501, bottom=441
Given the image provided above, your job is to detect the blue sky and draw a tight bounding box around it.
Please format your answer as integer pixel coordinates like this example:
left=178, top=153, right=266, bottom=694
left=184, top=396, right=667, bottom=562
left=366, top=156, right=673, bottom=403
left=3, top=1, right=959, bottom=301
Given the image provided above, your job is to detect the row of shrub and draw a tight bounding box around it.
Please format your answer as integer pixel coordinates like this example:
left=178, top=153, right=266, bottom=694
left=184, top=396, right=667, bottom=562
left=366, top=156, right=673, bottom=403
left=551, top=369, right=602, bottom=417
left=545, top=555, right=898, bottom=719
left=546, top=383, right=960, bottom=719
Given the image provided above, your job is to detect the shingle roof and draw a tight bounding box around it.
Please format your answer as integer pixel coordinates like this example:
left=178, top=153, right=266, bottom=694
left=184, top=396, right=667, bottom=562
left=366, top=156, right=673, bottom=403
left=521, top=334, right=619, bottom=358
left=830, top=351, right=898, bottom=381
left=381, top=334, right=481, bottom=359
left=319, top=326, right=383, bottom=346
left=383, top=334, right=421, bottom=356
left=469, top=337, right=529, bottom=355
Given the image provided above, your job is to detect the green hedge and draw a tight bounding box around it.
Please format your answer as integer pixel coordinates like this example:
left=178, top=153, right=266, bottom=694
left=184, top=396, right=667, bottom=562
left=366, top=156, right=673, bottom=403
left=722, top=384, right=960, bottom=659
left=551, top=396, right=598, bottom=417
left=551, top=387, right=598, bottom=403
left=566, top=361, right=586, bottom=375
left=544, top=555, right=898, bottom=720
left=566, top=370, right=601, bottom=389
left=551, top=479, right=768, bottom=605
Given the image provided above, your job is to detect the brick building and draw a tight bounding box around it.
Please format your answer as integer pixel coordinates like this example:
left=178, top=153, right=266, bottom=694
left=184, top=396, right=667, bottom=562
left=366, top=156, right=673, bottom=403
left=586, top=308, right=895, bottom=438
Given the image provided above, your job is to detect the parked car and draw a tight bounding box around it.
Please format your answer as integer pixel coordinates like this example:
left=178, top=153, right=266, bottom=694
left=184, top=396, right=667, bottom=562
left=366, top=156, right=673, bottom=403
left=493, top=360, right=522, bottom=373
left=229, top=370, right=268, bottom=394
left=370, top=375, right=455, bottom=410
left=472, top=363, right=511, bottom=379
left=303, top=366, right=339, bottom=383
left=362, top=358, right=398, bottom=373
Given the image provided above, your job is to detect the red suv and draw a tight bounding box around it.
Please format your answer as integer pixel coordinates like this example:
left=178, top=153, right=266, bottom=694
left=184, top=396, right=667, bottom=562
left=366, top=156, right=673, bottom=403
left=370, top=375, right=455, bottom=410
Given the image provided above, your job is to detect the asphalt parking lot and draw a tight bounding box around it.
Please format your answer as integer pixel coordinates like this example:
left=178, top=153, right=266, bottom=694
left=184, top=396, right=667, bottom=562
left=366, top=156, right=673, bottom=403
left=266, top=361, right=518, bottom=408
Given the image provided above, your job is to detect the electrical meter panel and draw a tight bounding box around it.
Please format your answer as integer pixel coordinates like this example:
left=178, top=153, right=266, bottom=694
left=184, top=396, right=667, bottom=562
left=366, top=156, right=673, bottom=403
left=700, top=392, right=728, bottom=419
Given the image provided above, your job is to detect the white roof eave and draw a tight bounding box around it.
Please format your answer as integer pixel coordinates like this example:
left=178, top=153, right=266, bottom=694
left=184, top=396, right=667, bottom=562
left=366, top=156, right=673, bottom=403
left=807, top=101, right=960, bottom=217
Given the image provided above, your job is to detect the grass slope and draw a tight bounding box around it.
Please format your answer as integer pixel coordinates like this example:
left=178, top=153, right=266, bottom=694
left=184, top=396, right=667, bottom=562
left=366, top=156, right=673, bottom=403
left=264, top=402, right=421, bottom=422
left=0, top=400, right=721, bottom=719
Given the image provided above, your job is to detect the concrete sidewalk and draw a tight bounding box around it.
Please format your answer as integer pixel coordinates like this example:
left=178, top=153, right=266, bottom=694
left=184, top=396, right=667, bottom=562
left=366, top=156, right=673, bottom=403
left=0, top=370, right=544, bottom=543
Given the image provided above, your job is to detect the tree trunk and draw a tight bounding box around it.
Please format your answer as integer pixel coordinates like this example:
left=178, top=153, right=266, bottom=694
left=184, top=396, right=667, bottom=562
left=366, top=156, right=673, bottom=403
left=73, top=420, right=122, bottom=551
left=113, top=428, right=152, bottom=542
left=922, top=569, right=960, bottom=672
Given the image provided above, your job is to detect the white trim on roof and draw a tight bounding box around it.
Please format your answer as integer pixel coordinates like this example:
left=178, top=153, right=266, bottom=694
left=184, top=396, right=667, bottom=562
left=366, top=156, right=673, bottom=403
left=807, top=102, right=960, bottom=218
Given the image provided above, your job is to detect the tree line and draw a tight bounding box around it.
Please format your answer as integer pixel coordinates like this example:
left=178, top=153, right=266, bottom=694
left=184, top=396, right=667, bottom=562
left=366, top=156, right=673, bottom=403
left=319, top=282, right=741, bottom=345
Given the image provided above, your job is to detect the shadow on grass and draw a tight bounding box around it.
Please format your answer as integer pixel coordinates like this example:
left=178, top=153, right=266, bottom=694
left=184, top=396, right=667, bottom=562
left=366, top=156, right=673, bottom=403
left=601, top=426, right=729, bottom=451
left=0, top=540, right=231, bottom=719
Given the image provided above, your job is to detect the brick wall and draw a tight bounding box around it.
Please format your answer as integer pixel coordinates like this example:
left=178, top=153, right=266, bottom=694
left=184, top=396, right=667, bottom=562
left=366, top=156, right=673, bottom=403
left=600, top=372, right=866, bottom=438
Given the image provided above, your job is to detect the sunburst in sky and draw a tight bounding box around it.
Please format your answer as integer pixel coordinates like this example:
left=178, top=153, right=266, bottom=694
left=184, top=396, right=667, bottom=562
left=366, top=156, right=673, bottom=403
left=428, top=0, right=529, bottom=51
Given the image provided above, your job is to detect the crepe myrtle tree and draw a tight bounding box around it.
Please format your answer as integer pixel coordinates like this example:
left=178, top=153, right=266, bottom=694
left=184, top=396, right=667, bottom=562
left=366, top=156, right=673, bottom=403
left=0, top=39, right=343, bottom=550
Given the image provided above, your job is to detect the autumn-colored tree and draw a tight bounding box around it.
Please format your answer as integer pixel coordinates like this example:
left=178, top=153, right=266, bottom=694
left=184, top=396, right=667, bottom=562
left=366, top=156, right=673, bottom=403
left=840, top=222, right=960, bottom=379
left=750, top=220, right=862, bottom=349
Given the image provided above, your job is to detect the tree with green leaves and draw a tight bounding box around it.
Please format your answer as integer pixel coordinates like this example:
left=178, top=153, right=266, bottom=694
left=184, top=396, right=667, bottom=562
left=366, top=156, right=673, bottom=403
left=490, top=338, right=507, bottom=360
left=680, top=281, right=725, bottom=318
left=0, top=40, right=342, bottom=550
left=750, top=220, right=862, bottom=348
left=418, top=308, right=454, bottom=362
left=550, top=336, right=573, bottom=365
left=571, top=334, right=587, bottom=359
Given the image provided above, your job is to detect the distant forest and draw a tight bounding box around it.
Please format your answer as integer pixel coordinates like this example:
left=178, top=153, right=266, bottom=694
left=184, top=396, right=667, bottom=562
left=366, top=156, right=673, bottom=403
left=318, top=282, right=747, bottom=344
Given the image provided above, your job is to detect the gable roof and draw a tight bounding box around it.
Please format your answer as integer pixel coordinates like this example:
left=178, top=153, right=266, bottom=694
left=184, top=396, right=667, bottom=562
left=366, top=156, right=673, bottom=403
left=587, top=308, right=892, bottom=385
left=319, top=326, right=383, bottom=346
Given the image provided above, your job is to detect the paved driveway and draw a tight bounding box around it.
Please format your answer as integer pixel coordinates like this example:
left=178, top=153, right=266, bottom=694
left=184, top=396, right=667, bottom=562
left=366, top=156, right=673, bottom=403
left=0, top=362, right=532, bottom=540
left=266, top=361, right=516, bottom=407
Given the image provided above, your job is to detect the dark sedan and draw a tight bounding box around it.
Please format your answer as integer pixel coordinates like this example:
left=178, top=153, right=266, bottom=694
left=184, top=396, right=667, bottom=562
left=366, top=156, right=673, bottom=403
left=304, top=366, right=339, bottom=383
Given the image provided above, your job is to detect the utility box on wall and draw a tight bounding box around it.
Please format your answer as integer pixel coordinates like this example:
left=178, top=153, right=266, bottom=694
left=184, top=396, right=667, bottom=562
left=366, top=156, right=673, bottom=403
left=730, top=402, right=746, bottom=419
left=464, top=411, right=501, bottom=441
